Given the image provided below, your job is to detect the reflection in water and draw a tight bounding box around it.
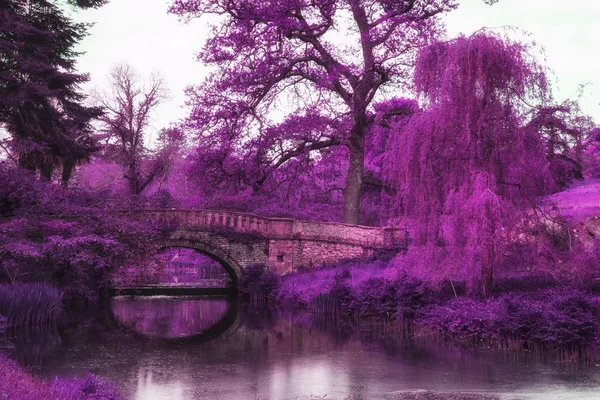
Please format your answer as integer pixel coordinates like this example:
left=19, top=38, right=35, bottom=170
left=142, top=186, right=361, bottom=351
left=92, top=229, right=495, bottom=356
left=135, top=368, right=185, bottom=400
left=110, top=297, right=230, bottom=339
left=11, top=299, right=600, bottom=400
left=7, top=324, right=62, bottom=366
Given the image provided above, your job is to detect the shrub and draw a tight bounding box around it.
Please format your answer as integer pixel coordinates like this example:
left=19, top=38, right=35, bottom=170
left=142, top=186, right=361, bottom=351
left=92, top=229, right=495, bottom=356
left=418, top=297, right=498, bottom=343
left=343, top=277, right=398, bottom=319
left=239, top=264, right=279, bottom=302
left=396, top=277, right=436, bottom=320
left=417, top=289, right=600, bottom=349
left=0, top=355, right=125, bottom=400
left=0, top=283, right=63, bottom=326
left=0, top=165, right=159, bottom=308
left=495, top=290, right=599, bottom=348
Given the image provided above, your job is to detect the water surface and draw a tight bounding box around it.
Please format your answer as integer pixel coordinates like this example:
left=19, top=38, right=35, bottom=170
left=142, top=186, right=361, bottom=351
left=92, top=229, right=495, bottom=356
left=11, top=296, right=600, bottom=400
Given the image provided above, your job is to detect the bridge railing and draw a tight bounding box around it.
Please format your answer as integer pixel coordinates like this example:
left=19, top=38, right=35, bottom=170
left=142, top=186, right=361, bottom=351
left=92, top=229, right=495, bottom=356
left=129, top=209, right=408, bottom=249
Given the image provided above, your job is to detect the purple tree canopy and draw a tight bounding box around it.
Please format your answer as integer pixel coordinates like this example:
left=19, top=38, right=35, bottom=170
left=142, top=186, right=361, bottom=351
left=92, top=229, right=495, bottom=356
left=169, top=0, right=458, bottom=224
left=385, top=31, right=555, bottom=294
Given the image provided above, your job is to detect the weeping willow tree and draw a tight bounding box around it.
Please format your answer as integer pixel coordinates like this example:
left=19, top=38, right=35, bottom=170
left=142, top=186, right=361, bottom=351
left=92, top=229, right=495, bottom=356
left=386, top=32, right=554, bottom=295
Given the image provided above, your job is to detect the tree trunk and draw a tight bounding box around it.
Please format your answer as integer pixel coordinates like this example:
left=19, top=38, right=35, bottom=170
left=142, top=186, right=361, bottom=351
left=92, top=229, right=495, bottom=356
left=480, top=239, right=494, bottom=297
left=127, top=160, right=141, bottom=195
left=343, top=134, right=365, bottom=224
left=61, top=159, right=75, bottom=188
left=18, top=152, right=37, bottom=171
left=39, top=161, right=53, bottom=182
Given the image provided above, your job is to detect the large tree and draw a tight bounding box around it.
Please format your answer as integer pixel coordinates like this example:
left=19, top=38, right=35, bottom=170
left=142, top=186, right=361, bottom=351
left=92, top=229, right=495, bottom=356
left=170, top=0, right=458, bottom=224
left=526, top=101, right=595, bottom=189
left=385, top=32, right=553, bottom=294
left=92, top=64, right=170, bottom=195
left=0, top=0, right=105, bottom=185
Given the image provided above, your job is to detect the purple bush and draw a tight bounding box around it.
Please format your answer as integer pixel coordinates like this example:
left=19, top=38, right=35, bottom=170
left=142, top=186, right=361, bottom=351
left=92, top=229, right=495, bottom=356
left=418, top=289, right=600, bottom=349
left=343, top=277, right=399, bottom=319
left=396, top=277, right=437, bottom=320
left=0, top=355, right=125, bottom=400
left=273, top=261, right=437, bottom=321
left=0, top=166, right=158, bottom=307
left=239, top=264, right=279, bottom=302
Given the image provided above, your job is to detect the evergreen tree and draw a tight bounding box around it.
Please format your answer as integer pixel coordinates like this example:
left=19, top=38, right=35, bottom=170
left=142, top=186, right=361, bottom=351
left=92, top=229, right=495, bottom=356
left=0, top=0, right=105, bottom=184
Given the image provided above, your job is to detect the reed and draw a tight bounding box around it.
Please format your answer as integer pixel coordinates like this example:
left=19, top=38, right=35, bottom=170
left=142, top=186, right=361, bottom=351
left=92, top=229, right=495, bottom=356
left=0, top=282, right=63, bottom=326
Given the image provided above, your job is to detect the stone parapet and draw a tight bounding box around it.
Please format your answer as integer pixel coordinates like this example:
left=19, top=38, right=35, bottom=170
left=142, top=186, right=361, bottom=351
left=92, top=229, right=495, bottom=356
left=130, top=209, right=407, bottom=249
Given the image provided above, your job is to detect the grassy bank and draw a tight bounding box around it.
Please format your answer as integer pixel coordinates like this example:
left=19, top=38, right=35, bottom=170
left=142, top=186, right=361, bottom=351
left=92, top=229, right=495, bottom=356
left=241, top=262, right=600, bottom=353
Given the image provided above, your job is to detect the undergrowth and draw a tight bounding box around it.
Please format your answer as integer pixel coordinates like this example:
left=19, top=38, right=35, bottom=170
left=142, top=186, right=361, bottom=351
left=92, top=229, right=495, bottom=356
left=0, top=355, right=124, bottom=400
left=0, top=283, right=63, bottom=326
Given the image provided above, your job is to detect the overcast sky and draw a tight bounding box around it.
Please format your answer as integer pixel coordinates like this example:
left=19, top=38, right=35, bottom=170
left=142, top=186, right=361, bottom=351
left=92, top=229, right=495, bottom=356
left=71, top=0, right=600, bottom=144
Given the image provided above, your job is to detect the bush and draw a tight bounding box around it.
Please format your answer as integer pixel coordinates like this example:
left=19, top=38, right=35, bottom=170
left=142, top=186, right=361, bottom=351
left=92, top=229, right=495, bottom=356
left=417, top=289, right=600, bottom=349
left=0, top=355, right=125, bottom=400
left=343, top=277, right=398, bottom=319
left=272, top=262, right=436, bottom=320
left=0, top=165, right=158, bottom=308
left=0, top=283, right=63, bottom=326
left=239, top=264, right=279, bottom=302
left=396, top=277, right=436, bottom=320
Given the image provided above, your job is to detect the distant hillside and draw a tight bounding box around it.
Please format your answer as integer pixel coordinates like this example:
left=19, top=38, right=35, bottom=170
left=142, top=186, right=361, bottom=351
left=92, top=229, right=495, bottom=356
left=541, top=179, right=600, bottom=224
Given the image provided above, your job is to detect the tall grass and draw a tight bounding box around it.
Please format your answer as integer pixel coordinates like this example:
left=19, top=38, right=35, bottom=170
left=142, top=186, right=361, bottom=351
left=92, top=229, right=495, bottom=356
left=0, top=283, right=63, bottom=326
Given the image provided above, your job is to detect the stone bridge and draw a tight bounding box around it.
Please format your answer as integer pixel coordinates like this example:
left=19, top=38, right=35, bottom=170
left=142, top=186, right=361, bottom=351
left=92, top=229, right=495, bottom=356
left=130, top=209, right=408, bottom=284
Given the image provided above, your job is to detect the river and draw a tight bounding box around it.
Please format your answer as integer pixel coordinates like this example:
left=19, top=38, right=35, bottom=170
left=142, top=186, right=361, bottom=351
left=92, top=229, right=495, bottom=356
left=8, top=296, right=600, bottom=400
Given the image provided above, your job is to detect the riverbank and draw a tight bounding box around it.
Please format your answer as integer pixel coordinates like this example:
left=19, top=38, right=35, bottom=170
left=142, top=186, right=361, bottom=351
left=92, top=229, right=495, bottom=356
left=0, top=354, right=124, bottom=400
left=242, top=261, right=600, bottom=355
left=8, top=298, right=574, bottom=400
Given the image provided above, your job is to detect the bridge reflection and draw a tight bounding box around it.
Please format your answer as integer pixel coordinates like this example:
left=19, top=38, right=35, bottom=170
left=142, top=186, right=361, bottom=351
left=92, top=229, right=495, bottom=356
left=109, top=296, right=240, bottom=341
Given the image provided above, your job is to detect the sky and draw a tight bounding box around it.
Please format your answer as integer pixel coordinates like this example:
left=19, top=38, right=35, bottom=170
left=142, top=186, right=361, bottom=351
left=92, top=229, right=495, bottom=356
left=70, top=0, right=600, bottom=144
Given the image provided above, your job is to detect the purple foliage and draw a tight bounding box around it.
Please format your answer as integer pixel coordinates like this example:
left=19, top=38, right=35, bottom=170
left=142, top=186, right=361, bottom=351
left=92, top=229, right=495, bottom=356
left=0, top=165, right=158, bottom=306
left=585, top=128, right=600, bottom=178
left=385, top=31, right=556, bottom=294
left=0, top=283, right=63, bottom=326
left=0, top=355, right=124, bottom=400
left=273, top=261, right=436, bottom=321
left=169, top=0, right=458, bottom=224
left=344, top=277, right=399, bottom=319
left=239, top=264, right=279, bottom=302
left=418, top=289, right=600, bottom=349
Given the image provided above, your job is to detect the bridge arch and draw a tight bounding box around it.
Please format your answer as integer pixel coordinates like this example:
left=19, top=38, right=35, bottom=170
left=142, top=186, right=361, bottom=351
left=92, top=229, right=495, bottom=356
left=159, top=239, right=244, bottom=285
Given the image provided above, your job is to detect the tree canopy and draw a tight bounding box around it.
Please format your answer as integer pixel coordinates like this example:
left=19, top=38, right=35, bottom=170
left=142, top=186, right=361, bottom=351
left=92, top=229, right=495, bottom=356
left=170, top=0, right=458, bottom=223
left=385, top=31, right=554, bottom=294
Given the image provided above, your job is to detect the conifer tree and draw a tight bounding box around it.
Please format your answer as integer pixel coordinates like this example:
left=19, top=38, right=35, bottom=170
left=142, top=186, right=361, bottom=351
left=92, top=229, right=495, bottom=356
left=0, top=0, right=105, bottom=184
